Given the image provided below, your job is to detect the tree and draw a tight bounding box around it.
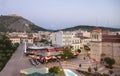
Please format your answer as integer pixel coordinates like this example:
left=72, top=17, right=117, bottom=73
left=77, top=49, right=81, bottom=53
left=61, top=48, right=73, bottom=60
left=84, top=45, right=90, bottom=55
left=49, top=66, right=61, bottom=74
left=0, top=35, right=14, bottom=54
left=0, top=34, right=19, bottom=71
left=12, top=43, right=19, bottom=51
left=93, top=66, right=98, bottom=72
left=88, top=67, right=91, bottom=72
left=39, top=39, right=50, bottom=44
left=79, top=64, right=81, bottom=68
left=104, top=57, right=115, bottom=69
left=109, top=70, right=113, bottom=75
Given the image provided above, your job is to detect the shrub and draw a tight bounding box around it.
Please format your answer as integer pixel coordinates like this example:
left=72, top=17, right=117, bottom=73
left=104, top=57, right=115, bottom=69
left=88, top=67, right=91, bottom=72
left=109, top=70, right=113, bottom=74
left=49, top=66, right=62, bottom=74
left=93, top=66, right=98, bottom=72
left=79, top=64, right=81, bottom=67
left=77, top=49, right=81, bottom=53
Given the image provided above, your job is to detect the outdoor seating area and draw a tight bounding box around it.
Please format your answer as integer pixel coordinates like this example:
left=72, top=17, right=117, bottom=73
left=26, top=45, right=79, bottom=67
left=29, top=55, right=61, bottom=65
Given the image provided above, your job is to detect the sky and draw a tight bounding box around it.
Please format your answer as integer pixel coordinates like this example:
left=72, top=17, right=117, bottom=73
left=0, top=0, right=120, bottom=30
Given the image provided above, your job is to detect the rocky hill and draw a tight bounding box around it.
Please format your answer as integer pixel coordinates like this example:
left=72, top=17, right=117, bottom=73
left=0, top=15, right=47, bottom=32
left=0, top=15, right=119, bottom=32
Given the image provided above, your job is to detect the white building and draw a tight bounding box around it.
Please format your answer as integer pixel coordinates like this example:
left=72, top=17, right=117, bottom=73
left=51, top=31, right=81, bottom=51
left=8, top=32, right=36, bottom=44
left=38, top=31, right=51, bottom=40
left=9, top=36, right=21, bottom=44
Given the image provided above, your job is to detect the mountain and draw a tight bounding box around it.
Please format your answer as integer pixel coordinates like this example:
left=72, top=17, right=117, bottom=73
left=61, top=25, right=120, bottom=31
left=0, top=15, right=119, bottom=32
left=0, top=15, right=48, bottom=32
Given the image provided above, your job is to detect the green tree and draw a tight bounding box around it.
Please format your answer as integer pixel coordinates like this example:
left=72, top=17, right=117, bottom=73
left=39, top=39, right=49, bottom=44
left=12, top=43, right=19, bottom=51
left=84, top=45, right=90, bottom=57
left=0, top=34, right=19, bottom=71
left=49, top=66, right=61, bottom=74
left=0, top=35, right=14, bottom=54
left=77, top=49, right=81, bottom=53
left=104, top=57, right=115, bottom=69
left=79, top=64, right=81, bottom=67
left=109, top=70, right=113, bottom=75
left=93, top=66, right=98, bottom=72
left=88, top=67, right=91, bottom=72
left=61, top=48, right=73, bottom=60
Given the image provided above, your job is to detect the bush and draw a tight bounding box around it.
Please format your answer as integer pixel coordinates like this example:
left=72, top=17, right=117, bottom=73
left=79, top=64, right=81, bottom=67
left=94, top=66, right=98, bottom=72
left=109, top=70, right=113, bottom=74
left=0, top=34, right=19, bottom=71
left=88, top=67, right=91, bottom=72
left=49, top=66, right=62, bottom=74
left=104, top=57, right=115, bottom=69
left=77, top=49, right=81, bottom=53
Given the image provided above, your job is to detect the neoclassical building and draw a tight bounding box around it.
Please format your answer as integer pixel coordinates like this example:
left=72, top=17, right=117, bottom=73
left=90, top=27, right=120, bottom=64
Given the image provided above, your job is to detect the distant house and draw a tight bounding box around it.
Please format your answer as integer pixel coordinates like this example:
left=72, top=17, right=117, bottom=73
left=8, top=32, right=38, bottom=44
left=90, top=27, right=120, bottom=64
left=9, top=36, right=21, bottom=44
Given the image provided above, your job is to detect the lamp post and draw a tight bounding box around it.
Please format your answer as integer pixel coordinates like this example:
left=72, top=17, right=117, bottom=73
left=24, top=24, right=29, bottom=53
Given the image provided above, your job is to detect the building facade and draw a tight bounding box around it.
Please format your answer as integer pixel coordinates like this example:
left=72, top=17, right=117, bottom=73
left=51, top=31, right=81, bottom=51
left=90, top=27, right=120, bottom=64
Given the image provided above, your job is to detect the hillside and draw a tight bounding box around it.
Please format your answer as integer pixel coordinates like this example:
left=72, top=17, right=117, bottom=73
left=61, top=25, right=120, bottom=31
left=0, top=15, right=47, bottom=32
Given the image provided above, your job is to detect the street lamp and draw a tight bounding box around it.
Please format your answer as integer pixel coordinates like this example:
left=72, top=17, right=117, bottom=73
left=24, top=24, right=29, bottom=53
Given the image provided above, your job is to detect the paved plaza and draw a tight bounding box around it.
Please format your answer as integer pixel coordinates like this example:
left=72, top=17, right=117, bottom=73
left=0, top=44, right=83, bottom=76
left=1, top=43, right=119, bottom=76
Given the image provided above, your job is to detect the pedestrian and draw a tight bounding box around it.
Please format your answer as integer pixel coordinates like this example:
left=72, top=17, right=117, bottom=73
left=84, top=57, right=85, bottom=60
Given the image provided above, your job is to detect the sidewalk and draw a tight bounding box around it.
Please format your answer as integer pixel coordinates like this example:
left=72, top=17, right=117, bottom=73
left=0, top=44, right=31, bottom=76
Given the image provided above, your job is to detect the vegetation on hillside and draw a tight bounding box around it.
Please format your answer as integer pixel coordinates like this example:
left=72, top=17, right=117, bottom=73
left=61, top=25, right=120, bottom=31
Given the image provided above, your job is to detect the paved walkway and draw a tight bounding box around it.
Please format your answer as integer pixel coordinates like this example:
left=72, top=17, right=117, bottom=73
left=0, top=44, right=32, bottom=76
